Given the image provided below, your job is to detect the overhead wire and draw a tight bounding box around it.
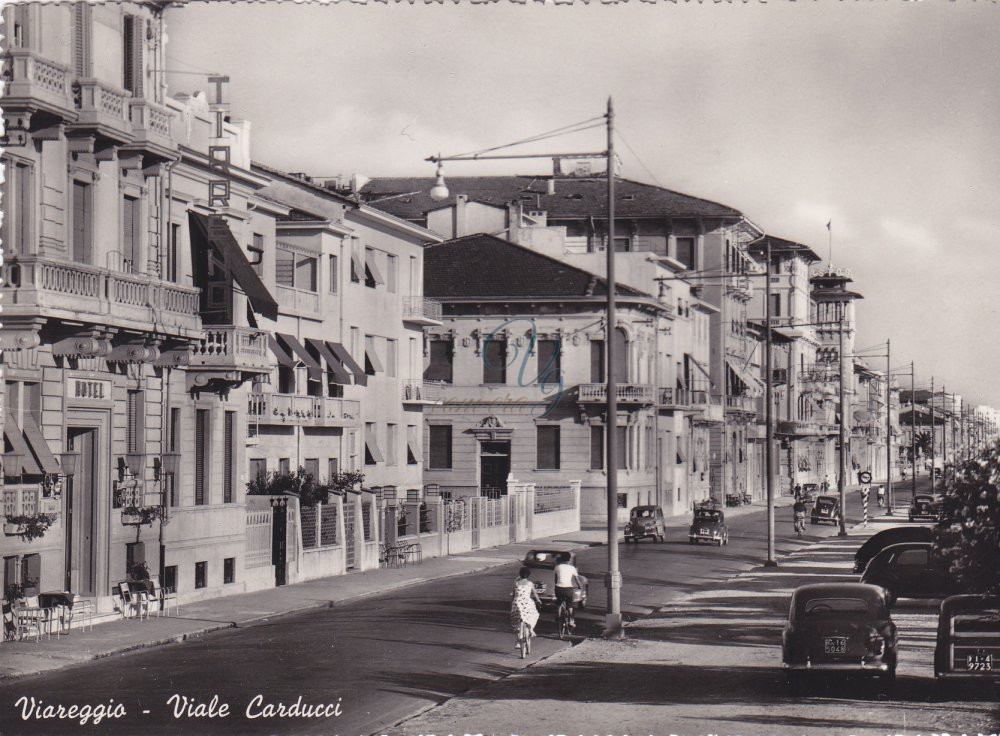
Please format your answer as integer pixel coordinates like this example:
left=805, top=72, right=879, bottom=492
left=443, top=116, right=606, bottom=160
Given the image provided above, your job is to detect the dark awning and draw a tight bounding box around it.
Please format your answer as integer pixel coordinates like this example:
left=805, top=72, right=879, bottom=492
left=275, top=333, right=322, bottom=382
left=365, top=425, right=385, bottom=463
left=22, top=415, right=59, bottom=474
left=687, top=353, right=713, bottom=385
left=189, top=212, right=278, bottom=320
left=306, top=338, right=352, bottom=385
left=3, top=414, right=41, bottom=475
left=326, top=341, right=367, bottom=387
left=268, top=334, right=296, bottom=368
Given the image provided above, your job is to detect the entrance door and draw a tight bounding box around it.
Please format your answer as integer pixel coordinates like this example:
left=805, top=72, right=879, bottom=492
left=66, top=428, right=98, bottom=596
left=271, top=502, right=287, bottom=586
left=480, top=441, right=510, bottom=497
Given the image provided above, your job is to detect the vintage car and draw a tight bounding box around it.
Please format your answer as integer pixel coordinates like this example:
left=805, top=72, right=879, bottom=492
left=688, top=506, right=728, bottom=546
left=782, top=583, right=898, bottom=689
left=624, top=505, right=666, bottom=543
left=853, top=526, right=933, bottom=573
left=909, top=493, right=943, bottom=522
left=934, top=595, right=1000, bottom=680
left=860, top=542, right=956, bottom=606
left=800, top=483, right=820, bottom=503
left=521, top=549, right=588, bottom=609
left=810, top=495, right=842, bottom=525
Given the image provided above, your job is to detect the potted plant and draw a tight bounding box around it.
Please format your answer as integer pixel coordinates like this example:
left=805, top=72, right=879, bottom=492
left=120, top=506, right=164, bottom=526
left=3, top=513, right=56, bottom=542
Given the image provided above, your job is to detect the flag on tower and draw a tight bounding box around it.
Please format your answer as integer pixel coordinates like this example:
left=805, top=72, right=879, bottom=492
left=826, top=219, right=832, bottom=231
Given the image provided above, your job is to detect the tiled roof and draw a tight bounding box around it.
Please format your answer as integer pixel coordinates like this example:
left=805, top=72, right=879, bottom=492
left=748, top=235, right=822, bottom=263
left=360, top=176, right=743, bottom=221
left=424, top=234, right=650, bottom=300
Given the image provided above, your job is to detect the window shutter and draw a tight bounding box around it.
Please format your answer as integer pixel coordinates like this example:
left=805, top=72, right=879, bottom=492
left=616, top=425, right=627, bottom=470
left=195, top=409, right=207, bottom=505
left=275, top=248, right=294, bottom=286
left=126, top=391, right=139, bottom=453
left=73, top=3, right=92, bottom=77
left=123, top=15, right=144, bottom=97
left=223, top=411, right=235, bottom=503
left=429, top=425, right=452, bottom=469
left=72, top=182, right=91, bottom=264
left=590, top=340, right=605, bottom=383
left=536, top=426, right=560, bottom=470
left=590, top=426, right=604, bottom=470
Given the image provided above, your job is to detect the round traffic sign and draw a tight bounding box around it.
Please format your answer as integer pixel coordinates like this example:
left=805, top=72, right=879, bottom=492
left=859, top=471, right=872, bottom=484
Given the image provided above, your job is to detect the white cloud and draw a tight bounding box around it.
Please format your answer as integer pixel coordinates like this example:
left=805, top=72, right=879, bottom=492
left=878, top=218, right=940, bottom=254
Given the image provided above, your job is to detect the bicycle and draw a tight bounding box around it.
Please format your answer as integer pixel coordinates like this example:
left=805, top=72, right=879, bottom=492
left=794, top=513, right=806, bottom=537
left=556, top=599, right=575, bottom=640
left=517, top=620, right=532, bottom=658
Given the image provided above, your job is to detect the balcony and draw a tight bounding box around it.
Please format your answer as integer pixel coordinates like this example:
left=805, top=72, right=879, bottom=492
left=725, top=395, right=759, bottom=414
left=126, top=98, right=177, bottom=160
left=68, top=78, right=132, bottom=144
left=1, top=256, right=201, bottom=337
left=401, top=379, right=443, bottom=406
left=402, top=296, right=443, bottom=326
left=276, top=285, right=320, bottom=315
left=726, top=275, right=754, bottom=300
left=248, top=394, right=360, bottom=427
left=688, top=390, right=724, bottom=423
left=658, top=387, right=689, bottom=410
left=777, top=419, right=839, bottom=437
left=190, top=326, right=270, bottom=374
left=1, top=49, right=75, bottom=120
left=577, top=383, right=654, bottom=405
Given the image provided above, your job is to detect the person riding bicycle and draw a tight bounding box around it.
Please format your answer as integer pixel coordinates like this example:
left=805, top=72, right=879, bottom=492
left=792, top=499, right=807, bottom=537
left=553, top=552, right=583, bottom=628
left=876, top=484, right=886, bottom=508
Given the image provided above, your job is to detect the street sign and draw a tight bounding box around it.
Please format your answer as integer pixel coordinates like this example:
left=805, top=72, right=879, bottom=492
left=859, top=471, right=872, bottom=484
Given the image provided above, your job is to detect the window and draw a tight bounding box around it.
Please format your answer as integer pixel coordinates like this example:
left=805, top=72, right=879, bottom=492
left=303, top=458, right=319, bottom=480
left=406, top=426, right=419, bottom=466
left=386, top=339, right=398, bottom=378
left=769, top=293, right=781, bottom=318
left=194, top=409, right=209, bottom=505
left=483, top=337, right=506, bottom=384
left=328, top=254, right=338, bottom=293
left=429, top=425, right=452, bottom=469
left=386, top=424, right=398, bottom=466
left=425, top=339, right=453, bottom=383
left=327, top=457, right=339, bottom=479
left=71, top=181, right=92, bottom=264
left=122, top=195, right=140, bottom=273
left=590, top=426, right=604, bottom=470
left=386, top=254, right=398, bottom=293
left=163, top=565, right=177, bottom=593
left=223, top=558, right=235, bottom=585
left=364, top=247, right=385, bottom=288
left=676, top=236, right=696, bottom=270
left=278, top=458, right=290, bottom=475
left=126, top=391, right=143, bottom=454
left=537, top=339, right=560, bottom=387
left=896, top=549, right=928, bottom=566
left=194, top=561, right=207, bottom=589
left=223, top=411, right=235, bottom=503
left=364, top=423, right=384, bottom=466
left=616, top=425, right=627, bottom=470
left=126, top=542, right=145, bottom=577
left=0, top=161, right=31, bottom=255
left=590, top=340, right=605, bottom=383
left=364, top=336, right=384, bottom=376
left=248, top=233, right=264, bottom=276
left=276, top=247, right=317, bottom=291
left=350, top=239, right=362, bottom=283
left=277, top=366, right=295, bottom=394
left=168, top=407, right=180, bottom=506
left=249, top=458, right=267, bottom=486
left=166, top=223, right=180, bottom=283
left=536, top=426, right=560, bottom=470
left=122, top=14, right=144, bottom=97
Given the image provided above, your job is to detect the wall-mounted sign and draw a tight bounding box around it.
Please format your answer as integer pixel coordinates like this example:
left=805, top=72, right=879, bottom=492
left=69, top=377, right=112, bottom=401
left=208, top=75, right=231, bottom=208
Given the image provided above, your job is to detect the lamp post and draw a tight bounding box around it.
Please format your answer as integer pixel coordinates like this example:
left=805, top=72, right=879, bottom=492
left=838, top=316, right=848, bottom=537
left=764, top=238, right=776, bottom=566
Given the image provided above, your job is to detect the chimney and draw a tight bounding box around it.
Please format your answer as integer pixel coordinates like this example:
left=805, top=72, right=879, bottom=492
left=546, top=179, right=555, bottom=196
left=350, top=174, right=370, bottom=193
left=552, top=157, right=563, bottom=176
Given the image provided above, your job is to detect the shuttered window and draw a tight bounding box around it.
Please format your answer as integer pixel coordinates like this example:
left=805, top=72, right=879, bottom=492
left=1, top=160, right=32, bottom=255
left=536, top=426, right=560, bottom=470
left=195, top=409, right=208, bottom=505
left=616, top=425, right=627, bottom=470
left=275, top=248, right=294, bottom=287
left=328, top=255, right=338, bottom=293
left=249, top=458, right=267, bottom=485
left=122, top=195, right=140, bottom=273
left=424, top=340, right=453, bottom=382
left=428, top=425, right=452, bottom=469
left=122, top=15, right=143, bottom=97
left=590, top=426, right=604, bottom=470
left=303, top=458, right=319, bottom=480
left=72, top=3, right=92, bottom=77
left=71, top=181, right=92, bottom=264
left=590, top=340, right=605, bottom=383
left=483, top=338, right=506, bottom=384
left=538, top=339, right=560, bottom=387
left=126, top=391, right=142, bottom=453
left=223, top=411, right=235, bottom=503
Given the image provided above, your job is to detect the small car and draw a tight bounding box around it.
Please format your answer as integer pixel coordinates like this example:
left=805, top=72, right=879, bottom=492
left=624, top=505, right=666, bottom=543
left=853, top=526, right=933, bottom=573
left=909, top=493, right=943, bottom=522
left=934, top=595, right=1000, bottom=680
left=782, top=583, right=898, bottom=689
left=688, top=507, right=728, bottom=546
left=933, top=467, right=943, bottom=479
left=801, top=483, right=820, bottom=504
left=810, top=495, right=841, bottom=525
left=860, top=541, right=956, bottom=606
left=521, top=549, right=588, bottom=609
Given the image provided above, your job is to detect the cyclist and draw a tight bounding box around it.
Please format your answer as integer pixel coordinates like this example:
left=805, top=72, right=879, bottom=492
left=877, top=484, right=886, bottom=508
left=553, top=552, right=583, bottom=629
left=792, top=498, right=807, bottom=537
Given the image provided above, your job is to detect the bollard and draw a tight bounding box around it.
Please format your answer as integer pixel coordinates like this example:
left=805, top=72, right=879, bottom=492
left=861, top=486, right=869, bottom=528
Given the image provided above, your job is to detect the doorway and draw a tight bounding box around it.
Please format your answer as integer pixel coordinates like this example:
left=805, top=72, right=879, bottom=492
left=65, top=427, right=98, bottom=596
left=271, top=501, right=287, bottom=586
left=480, top=441, right=511, bottom=497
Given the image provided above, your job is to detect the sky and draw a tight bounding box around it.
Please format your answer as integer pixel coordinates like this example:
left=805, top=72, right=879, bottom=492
left=166, top=1, right=1000, bottom=408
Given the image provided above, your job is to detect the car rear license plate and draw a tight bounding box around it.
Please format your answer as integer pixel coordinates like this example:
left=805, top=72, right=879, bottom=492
left=824, top=637, right=847, bottom=654
left=700, top=528, right=709, bottom=534
left=967, top=653, right=993, bottom=671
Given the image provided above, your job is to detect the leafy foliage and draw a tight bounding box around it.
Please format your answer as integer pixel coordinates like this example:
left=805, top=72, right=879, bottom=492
left=914, top=431, right=932, bottom=455
left=4, top=513, right=55, bottom=542
left=246, top=467, right=364, bottom=507
left=933, top=441, right=1000, bottom=594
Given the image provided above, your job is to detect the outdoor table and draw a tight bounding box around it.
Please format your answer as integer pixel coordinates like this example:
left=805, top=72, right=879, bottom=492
left=39, top=591, right=76, bottom=634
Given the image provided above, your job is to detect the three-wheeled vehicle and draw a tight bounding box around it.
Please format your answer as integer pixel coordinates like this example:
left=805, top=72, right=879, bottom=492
left=624, top=505, right=666, bottom=543
left=934, top=594, right=1000, bottom=680
left=811, top=495, right=842, bottom=525
left=689, top=504, right=729, bottom=546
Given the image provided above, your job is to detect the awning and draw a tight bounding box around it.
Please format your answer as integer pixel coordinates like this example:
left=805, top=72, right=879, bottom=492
left=364, top=336, right=384, bottom=373
left=189, top=212, right=278, bottom=320
left=726, top=357, right=764, bottom=398
left=275, top=333, right=322, bottom=382
left=268, top=334, right=296, bottom=369
left=365, top=425, right=384, bottom=463
left=326, top=342, right=367, bottom=387
left=406, top=426, right=420, bottom=464
left=306, top=338, right=352, bottom=385
left=22, top=415, right=59, bottom=474
left=3, top=414, right=40, bottom=475
left=676, top=438, right=688, bottom=463
left=687, top=354, right=713, bottom=385
left=350, top=246, right=365, bottom=282
left=365, top=249, right=386, bottom=285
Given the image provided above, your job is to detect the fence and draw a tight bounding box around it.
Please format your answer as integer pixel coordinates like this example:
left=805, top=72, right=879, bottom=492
left=245, top=508, right=272, bottom=569
left=534, top=484, right=578, bottom=514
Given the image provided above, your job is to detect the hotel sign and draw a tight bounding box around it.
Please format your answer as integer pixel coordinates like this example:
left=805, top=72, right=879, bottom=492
left=69, top=377, right=112, bottom=401
left=208, top=75, right=231, bottom=208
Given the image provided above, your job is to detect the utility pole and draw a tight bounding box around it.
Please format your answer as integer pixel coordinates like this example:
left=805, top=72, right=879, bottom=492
left=885, top=340, right=893, bottom=513
left=910, top=362, right=916, bottom=499
left=764, top=238, right=776, bottom=566
left=838, top=316, right=848, bottom=537
left=930, top=376, right=936, bottom=492
left=942, top=384, right=948, bottom=469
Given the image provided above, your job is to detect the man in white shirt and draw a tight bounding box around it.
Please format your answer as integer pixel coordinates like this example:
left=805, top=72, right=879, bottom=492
left=553, top=552, right=582, bottom=621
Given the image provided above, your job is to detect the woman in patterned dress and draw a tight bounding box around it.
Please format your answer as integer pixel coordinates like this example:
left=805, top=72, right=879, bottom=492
left=510, top=567, right=541, bottom=648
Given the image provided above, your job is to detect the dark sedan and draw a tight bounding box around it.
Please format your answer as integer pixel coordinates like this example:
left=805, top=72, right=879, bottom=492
left=934, top=595, right=1000, bottom=680
left=782, top=583, right=898, bottom=690
left=860, top=542, right=956, bottom=606
left=853, top=526, right=933, bottom=573
left=909, top=493, right=943, bottom=522
left=688, top=507, right=728, bottom=546
left=810, top=495, right=841, bottom=525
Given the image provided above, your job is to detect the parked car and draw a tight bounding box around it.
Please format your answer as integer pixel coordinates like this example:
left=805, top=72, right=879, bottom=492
left=934, top=595, right=1000, bottom=680
left=782, top=583, right=898, bottom=689
left=909, top=493, right=943, bottom=522
left=521, top=549, right=588, bottom=609
left=624, top=505, right=666, bottom=543
left=810, top=495, right=842, bottom=525
left=801, top=483, right=819, bottom=503
left=860, top=542, right=956, bottom=606
left=853, top=526, right=933, bottom=573
left=688, top=507, right=728, bottom=546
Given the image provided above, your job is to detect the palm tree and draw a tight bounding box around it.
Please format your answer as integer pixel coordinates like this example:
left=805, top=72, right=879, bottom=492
left=915, top=430, right=932, bottom=457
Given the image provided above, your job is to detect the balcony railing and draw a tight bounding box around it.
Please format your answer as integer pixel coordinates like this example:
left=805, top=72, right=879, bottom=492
left=401, top=379, right=443, bottom=404
left=1, top=49, right=75, bottom=119
left=71, top=78, right=133, bottom=142
left=725, top=395, right=758, bottom=413
left=402, top=296, right=442, bottom=325
left=658, top=387, right=689, bottom=408
left=799, top=366, right=840, bottom=383
left=248, top=393, right=360, bottom=426
left=1, top=256, right=200, bottom=335
left=577, top=383, right=654, bottom=405
left=128, top=98, right=177, bottom=156
left=777, top=419, right=839, bottom=437
left=190, top=326, right=270, bottom=373
left=276, top=285, right=320, bottom=315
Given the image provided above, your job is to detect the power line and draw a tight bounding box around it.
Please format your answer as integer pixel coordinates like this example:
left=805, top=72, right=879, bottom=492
left=615, top=127, right=663, bottom=188
left=442, top=116, right=605, bottom=161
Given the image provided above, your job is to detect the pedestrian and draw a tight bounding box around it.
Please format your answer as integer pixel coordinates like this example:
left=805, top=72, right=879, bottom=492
left=792, top=498, right=807, bottom=537
left=794, top=484, right=802, bottom=502
left=510, top=566, right=541, bottom=649
left=877, top=485, right=886, bottom=508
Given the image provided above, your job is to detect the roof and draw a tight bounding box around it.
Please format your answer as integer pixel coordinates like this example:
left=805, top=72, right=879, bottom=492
left=359, top=175, right=744, bottom=221
left=424, top=233, right=650, bottom=300
left=251, top=161, right=360, bottom=207
left=791, top=583, right=885, bottom=598
left=748, top=235, right=822, bottom=264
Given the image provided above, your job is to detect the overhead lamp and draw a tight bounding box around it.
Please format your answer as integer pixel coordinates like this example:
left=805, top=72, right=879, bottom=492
left=59, top=450, right=79, bottom=477
left=428, top=161, right=449, bottom=202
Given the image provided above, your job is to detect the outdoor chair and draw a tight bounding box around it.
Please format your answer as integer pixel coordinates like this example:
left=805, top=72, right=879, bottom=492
left=15, top=597, right=51, bottom=641
left=149, top=576, right=177, bottom=616
left=115, top=583, right=137, bottom=620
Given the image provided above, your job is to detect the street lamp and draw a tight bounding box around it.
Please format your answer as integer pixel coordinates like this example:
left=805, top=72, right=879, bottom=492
left=425, top=100, right=624, bottom=637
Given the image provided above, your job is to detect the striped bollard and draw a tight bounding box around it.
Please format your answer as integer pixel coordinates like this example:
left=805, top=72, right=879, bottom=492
left=861, top=486, right=869, bottom=527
